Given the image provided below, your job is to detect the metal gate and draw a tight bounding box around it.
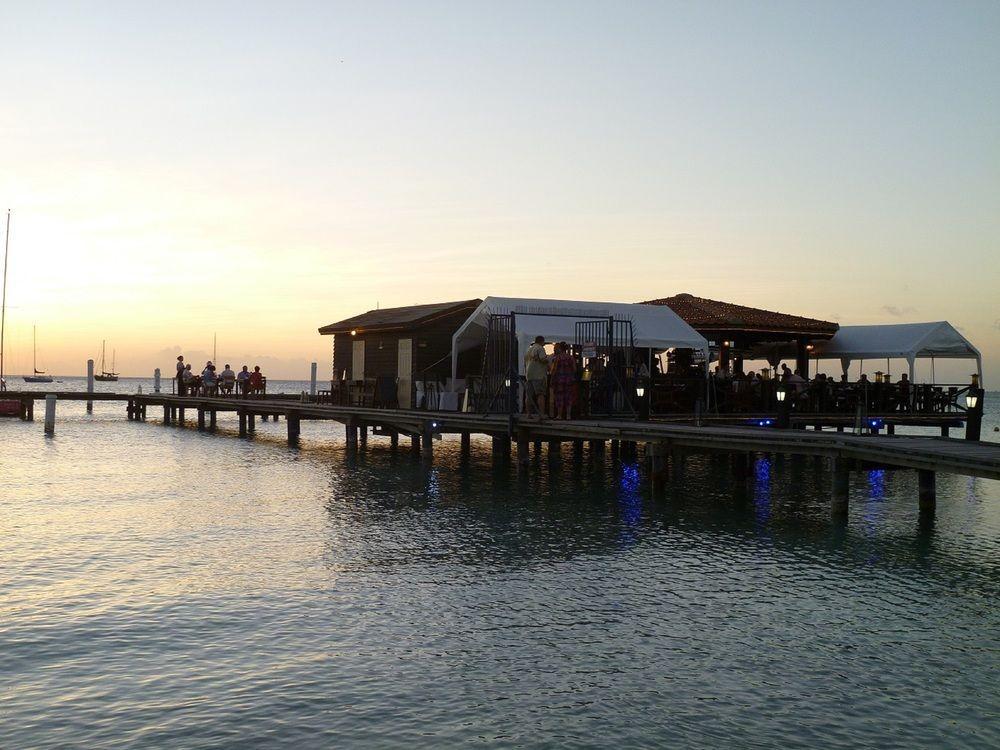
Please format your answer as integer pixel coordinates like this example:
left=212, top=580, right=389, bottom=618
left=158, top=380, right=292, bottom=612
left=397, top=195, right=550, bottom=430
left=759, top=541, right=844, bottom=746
left=575, top=317, right=636, bottom=416
left=477, top=312, right=518, bottom=415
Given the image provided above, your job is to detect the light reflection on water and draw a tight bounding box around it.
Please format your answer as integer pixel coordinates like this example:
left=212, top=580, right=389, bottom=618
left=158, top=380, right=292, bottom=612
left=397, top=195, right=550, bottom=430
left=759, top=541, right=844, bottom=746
left=0, top=397, right=998, bottom=748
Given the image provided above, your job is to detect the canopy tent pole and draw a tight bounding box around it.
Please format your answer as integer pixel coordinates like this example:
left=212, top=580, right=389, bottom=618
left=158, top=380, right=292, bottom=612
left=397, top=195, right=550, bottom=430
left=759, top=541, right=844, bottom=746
left=931, top=356, right=936, bottom=384
left=908, top=356, right=915, bottom=381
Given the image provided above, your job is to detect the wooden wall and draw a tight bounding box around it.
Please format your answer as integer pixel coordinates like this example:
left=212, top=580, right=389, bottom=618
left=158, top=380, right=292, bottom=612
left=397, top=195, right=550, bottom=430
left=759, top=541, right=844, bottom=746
left=327, top=305, right=484, bottom=383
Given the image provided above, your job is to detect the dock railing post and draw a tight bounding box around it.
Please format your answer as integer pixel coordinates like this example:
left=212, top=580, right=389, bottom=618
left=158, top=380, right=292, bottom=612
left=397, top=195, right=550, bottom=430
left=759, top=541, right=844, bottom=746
left=44, top=394, right=56, bottom=435
left=310, top=362, right=317, bottom=398
left=154, top=368, right=161, bottom=394
left=86, top=359, right=94, bottom=413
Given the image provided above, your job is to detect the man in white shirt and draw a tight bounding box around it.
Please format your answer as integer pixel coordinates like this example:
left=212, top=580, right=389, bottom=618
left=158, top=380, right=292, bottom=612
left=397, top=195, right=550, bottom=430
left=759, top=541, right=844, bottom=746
left=523, top=335, right=549, bottom=419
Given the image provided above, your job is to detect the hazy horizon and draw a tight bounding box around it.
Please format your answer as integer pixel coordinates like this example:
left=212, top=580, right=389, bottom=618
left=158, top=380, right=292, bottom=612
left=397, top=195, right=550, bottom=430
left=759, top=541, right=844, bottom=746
left=2, top=1, right=997, bottom=383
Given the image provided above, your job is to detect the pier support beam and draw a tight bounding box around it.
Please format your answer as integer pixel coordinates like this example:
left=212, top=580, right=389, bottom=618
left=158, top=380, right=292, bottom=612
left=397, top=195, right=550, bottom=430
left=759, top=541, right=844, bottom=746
left=346, top=420, right=358, bottom=450
left=547, top=440, right=561, bottom=462
left=517, top=429, right=530, bottom=470
left=44, top=394, right=56, bottom=436
left=421, top=422, right=434, bottom=464
left=163, top=405, right=171, bottom=425
left=460, top=431, right=471, bottom=458
left=411, top=433, right=420, bottom=455
left=287, top=412, right=301, bottom=445
left=359, top=425, right=367, bottom=449
left=197, top=409, right=206, bottom=431
left=390, top=431, right=399, bottom=450
left=248, top=413, right=255, bottom=433
left=87, top=359, right=94, bottom=413
left=918, top=470, right=936, bottom=515
left=831, top=457, right=850, bottom=517
left=238, top=411, right=247, bottom=437
left=178, top=408, right=185, bottom=425
left=648, top=442, right=668, bottom=491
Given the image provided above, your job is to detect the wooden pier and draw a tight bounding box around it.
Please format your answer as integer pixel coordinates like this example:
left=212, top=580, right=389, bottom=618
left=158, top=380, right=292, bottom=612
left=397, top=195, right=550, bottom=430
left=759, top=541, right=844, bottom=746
left=5, top=390, right=999, bottom=520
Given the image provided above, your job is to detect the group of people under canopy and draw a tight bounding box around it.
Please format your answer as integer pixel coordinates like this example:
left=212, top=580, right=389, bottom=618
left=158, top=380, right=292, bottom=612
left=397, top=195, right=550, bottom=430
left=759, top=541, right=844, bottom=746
left=447, top=299, right=982, bottom=417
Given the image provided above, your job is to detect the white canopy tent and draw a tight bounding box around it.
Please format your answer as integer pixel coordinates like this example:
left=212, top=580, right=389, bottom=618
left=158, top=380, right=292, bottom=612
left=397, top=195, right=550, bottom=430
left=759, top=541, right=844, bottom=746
left=451, top=296, right=709, bottom=378
left=811, top=322, right=982, bottom=381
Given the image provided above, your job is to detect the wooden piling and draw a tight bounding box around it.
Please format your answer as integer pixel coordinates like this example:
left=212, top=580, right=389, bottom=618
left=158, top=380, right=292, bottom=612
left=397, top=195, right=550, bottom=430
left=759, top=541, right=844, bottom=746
left=649, top=442, right=667, bottom=491
left=86, top=359, right=94, bottom=413
left=287, top=412, right=301, bottom=445
left=390, top=430, right=399, bottom=449
left=44, top=394, right=56, bottom=435
left=359, top=424, right=367, bottom=449
left=918, top=469, right=936, bottom=514
left=460, top=431, right=471, bottom=458
left=421, top=422, right=434, bottom=463
left=346, top=420, right=358, bottom=450
left=831, top=457, right=850, bottom=517
left=163, top=405, right=171, bottom=425
left=248, top=413, right=255, bottom=433
left=197, top=409, right=206, bottom=431
left=238, top=411, right=247, bottom=437
left=517, top=429, right=530, bottom=469
left=411, top=433, right=420, bottom=455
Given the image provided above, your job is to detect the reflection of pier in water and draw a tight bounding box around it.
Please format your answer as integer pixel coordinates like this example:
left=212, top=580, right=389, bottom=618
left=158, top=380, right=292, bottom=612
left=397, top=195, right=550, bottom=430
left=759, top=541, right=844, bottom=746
left=310, top=445, right=998, bottom=600
left=5, top=391, right=1000, bottom=528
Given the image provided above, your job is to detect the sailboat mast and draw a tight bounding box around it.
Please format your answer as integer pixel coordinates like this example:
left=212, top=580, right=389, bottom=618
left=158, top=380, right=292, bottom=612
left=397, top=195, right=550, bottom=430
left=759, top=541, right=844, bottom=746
left=1, top=210, right=10, bottom=387
left=33, top=325, right=37, bottom=371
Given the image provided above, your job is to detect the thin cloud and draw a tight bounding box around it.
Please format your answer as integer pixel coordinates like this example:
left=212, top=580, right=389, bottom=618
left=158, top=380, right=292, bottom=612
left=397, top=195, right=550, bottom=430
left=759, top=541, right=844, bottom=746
left=881, top=305, right=916, bottom=317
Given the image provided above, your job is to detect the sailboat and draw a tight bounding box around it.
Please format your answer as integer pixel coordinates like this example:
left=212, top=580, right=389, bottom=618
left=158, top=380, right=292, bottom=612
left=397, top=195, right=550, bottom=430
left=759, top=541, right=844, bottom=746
left=23, top=325, right=53, bottom=383
left=94, top=340, right=119, bottom=382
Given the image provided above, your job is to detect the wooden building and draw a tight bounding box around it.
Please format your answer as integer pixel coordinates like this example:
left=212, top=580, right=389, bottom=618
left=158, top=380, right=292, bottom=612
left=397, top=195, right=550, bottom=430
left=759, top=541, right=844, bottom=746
left=641, top=293, right=838, bottom=376
left=318, top=299, right=481, bottom=407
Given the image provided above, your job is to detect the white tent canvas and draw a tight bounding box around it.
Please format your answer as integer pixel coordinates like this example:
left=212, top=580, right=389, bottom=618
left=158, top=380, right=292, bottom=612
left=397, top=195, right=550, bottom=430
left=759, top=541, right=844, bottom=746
left=812, top=321, right=982, bottom=379
left=451, top=296, right=709, bottom=377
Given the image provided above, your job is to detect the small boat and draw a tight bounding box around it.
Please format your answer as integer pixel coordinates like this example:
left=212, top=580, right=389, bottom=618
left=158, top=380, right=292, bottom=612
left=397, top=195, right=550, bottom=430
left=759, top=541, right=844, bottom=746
left=23, top=325, right=53, bottom=383
left=94, top=340, right=119, bottom=382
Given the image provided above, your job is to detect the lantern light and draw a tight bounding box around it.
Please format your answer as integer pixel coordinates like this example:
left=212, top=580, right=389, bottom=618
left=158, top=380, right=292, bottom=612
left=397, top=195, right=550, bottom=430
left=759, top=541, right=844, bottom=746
left=966, top=393, right=979, bottom=409
left=776, top=386, right=787, bottom=402
left=636, top=385, right=645, bottom=398
left=504, top=377, right=511, bottom=388
left=350, top=329, right=357, bottom=336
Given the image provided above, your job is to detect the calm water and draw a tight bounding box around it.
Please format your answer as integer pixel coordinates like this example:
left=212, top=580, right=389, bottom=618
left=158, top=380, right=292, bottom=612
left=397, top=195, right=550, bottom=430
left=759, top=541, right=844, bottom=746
left=2, top=381, right=998, bottom=748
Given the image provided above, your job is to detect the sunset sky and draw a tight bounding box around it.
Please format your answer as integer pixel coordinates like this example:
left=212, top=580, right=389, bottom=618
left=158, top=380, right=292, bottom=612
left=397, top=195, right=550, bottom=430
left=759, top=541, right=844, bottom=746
left=2, top=1, right=997, bottom=382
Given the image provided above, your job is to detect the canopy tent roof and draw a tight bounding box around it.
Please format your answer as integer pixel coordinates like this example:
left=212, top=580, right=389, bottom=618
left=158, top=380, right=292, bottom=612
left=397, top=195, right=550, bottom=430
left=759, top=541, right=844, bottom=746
left=318, top=299, right=481, bottom=335
left=641, top=293, right=838, bottom=339
left=750, top=321, right=982, bottom=379
left=812, top=322, right=981, bottom=362
left=451, top=296, right=709, bottom=377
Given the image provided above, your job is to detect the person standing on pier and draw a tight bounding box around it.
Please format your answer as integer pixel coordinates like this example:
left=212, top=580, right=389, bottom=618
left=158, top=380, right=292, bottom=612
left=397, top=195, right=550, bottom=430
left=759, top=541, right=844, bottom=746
left=176, top=355, right=186, bottom=396
left=524, top=335, right=549, bottom=420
